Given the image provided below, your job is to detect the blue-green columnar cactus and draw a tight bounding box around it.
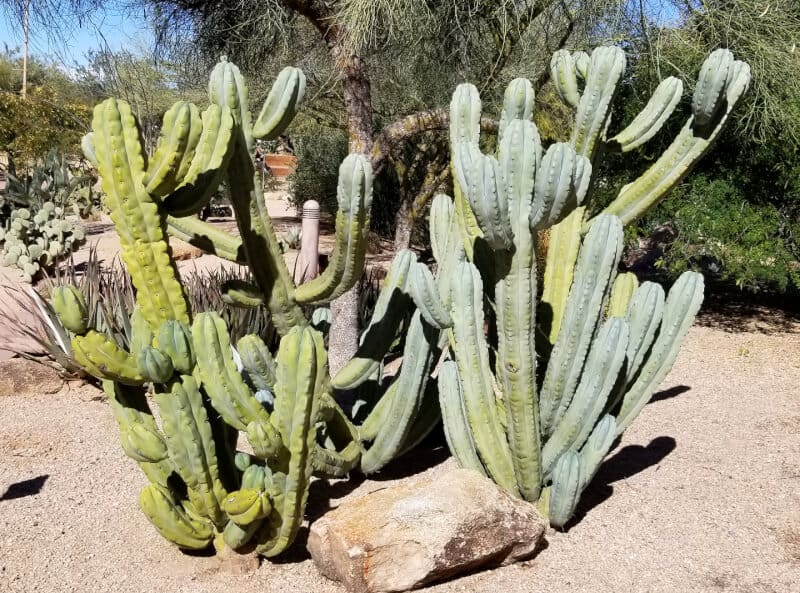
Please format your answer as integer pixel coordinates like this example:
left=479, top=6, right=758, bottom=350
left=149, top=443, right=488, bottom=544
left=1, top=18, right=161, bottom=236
left=439, top=46, right=748, bottom=526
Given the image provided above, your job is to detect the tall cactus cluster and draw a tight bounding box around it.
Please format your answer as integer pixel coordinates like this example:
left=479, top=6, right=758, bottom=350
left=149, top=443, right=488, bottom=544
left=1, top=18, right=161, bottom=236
left=51, top=57, right=464, bottom=558
left=438, top=46, right=750, bottom=526
left=50, top=45, right=748, bottom=558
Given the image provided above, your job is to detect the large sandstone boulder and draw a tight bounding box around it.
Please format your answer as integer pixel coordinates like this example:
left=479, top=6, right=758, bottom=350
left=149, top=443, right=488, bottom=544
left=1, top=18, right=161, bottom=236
left=308, top=468, right=547, bottom=593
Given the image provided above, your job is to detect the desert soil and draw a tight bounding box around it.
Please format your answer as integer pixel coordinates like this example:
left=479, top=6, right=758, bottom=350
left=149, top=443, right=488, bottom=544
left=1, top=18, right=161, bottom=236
left=1, top=195, right=799, bottom=592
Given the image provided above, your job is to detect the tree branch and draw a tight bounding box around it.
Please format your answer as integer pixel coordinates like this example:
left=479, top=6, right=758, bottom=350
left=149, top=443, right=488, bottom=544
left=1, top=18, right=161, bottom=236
left=371, top=109, right=498, bottom=170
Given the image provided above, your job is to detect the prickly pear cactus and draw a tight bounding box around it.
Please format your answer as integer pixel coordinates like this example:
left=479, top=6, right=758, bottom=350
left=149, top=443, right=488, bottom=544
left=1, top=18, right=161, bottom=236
left=0, top=202, right=85, bottom=282
left=437, top=46, right=749, bottom=528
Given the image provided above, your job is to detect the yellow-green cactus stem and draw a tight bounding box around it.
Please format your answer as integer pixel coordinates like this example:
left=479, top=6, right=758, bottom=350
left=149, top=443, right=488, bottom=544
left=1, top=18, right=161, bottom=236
left=154, top=375, right=228, bottom=529
left=140, top=483, right=215, bottom=550
left=143, top=101, right=203, bottom=198
left=607, top=272, right=639, bottom=318
left=209, top=56, right=306, bottom=334
left=72, top=331, right=143, bottom=385
left=122, top=422, right=170, bottom=464
left=209, top=57, right=252, bottom=144
left=104, top=381, right=172, bottom=486
left=85, top=98, right=189, bottom=329
left=166, top=214, right=245, bottom=263
left=192, top=312, right=280, bottom=453
left=257, top=326, right=325, bottom=557
left=50, top=285, right=88, bottom=334
left=540, top=207, right=585, bottom=342
left=220, top=279, right=265, bottom=308
left=222, top=488, right=272, bottom=526
left=313, top=396, right=363, bottom=478
left=237, top=334, right=277, bottom=392
left=162, top=104, right=235, bottom=217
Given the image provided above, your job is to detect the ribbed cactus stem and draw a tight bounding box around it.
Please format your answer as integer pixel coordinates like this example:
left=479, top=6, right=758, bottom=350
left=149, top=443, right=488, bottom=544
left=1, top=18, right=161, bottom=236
left=258, top=326, right=326, bottom=557
left=449, top=261, right=519, bottom=495
left=207, top=57, right=306, bottom=334
left=600, top=54, right=750, bottom=225
left=225, top=135, right=306, bottom=333
left=154, top=375, right=228, bottom=529
left=539, top=215, right=623, bottom=437
left=87, top=98, right=189, bottom=329
left=294, top=154, right=373, bottom=305
left=331, top=249, right=414, bottom=390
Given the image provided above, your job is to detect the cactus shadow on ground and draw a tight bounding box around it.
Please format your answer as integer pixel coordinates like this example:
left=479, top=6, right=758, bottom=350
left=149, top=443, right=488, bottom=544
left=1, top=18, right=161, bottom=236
left=366, top=440, right=451, bottom=482
left=563, top=436, right=677, bottom=530
left=649, top=384, right=691, bottom=404
left=0, top=474, right=49, bottom=501
left=698, top=290, right=800, bottom=334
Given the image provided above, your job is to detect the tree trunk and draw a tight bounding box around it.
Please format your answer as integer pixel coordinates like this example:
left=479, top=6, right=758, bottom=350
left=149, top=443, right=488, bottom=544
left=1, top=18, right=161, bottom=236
left=325, top=35, right=375, bottom=375
left=393, top=198, right=413, bottom=250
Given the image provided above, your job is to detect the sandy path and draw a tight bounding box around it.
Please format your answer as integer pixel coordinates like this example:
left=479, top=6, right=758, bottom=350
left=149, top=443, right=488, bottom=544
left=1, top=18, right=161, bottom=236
left=1, top=314, right=798, bottom=593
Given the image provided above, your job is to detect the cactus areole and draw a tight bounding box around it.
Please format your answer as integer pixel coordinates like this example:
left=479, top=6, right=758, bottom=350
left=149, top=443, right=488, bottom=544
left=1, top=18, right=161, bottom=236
left=55, top=46, right=747, bottom=560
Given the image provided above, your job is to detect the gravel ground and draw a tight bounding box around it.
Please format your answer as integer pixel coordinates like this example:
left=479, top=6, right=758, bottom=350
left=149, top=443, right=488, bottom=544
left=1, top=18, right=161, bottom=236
left=1, top=309, right=798, bottom=593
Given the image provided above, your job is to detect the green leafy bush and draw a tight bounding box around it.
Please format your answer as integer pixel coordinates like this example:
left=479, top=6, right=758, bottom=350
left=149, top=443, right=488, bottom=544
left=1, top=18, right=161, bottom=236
left=289, top=123, right=347, bottom=213
left=288, top=120, right=400, bottom=236
left=633, top=175, right=800, bottom=293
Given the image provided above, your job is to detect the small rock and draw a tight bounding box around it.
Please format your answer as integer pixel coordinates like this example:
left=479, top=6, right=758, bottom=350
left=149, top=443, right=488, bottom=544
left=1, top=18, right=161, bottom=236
left=308, top=468, right=546, bottom=593
left=0, top=358, right=64, bottom=395
left=169, top=238, right=205, bottom=261
left=214, top=546, right=260, bottom=575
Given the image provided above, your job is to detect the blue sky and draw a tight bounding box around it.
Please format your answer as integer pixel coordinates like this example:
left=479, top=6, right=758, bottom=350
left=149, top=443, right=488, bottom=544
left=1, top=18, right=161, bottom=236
left=0, top=2, right=152, bottom=67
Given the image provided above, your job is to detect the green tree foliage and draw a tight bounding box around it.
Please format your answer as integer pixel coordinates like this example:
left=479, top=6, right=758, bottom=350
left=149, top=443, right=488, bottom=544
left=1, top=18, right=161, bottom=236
left=593, top=1, right=800, bottom=293
left=142, top=0, right=621, bottom=242
left=0, top=49, right=93, bottom=164
left=76, top=49, right=206, bottom=153
left=637, top=174, right=800, bottom=292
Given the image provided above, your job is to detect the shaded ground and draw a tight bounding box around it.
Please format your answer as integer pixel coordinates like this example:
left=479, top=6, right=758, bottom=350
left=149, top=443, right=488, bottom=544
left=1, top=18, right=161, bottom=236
left=1, top=313, right=798, bottom=593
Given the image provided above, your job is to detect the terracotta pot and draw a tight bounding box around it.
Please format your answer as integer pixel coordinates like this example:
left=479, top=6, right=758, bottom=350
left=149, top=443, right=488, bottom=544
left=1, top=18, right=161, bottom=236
left=263, top=154, right=297, bottom=179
